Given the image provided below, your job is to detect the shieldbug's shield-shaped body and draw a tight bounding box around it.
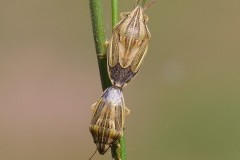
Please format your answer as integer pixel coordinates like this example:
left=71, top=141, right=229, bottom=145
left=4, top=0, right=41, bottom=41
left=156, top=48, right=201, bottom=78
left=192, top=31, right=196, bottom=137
left=89, top=86, right=129, bottom=155
left=108, top=2, right=152, bottom=88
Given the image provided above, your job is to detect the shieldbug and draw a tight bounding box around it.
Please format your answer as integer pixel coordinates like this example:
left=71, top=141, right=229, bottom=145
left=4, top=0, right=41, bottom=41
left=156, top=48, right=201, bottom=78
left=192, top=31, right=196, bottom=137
left=108, top=0, right=154, bottom=88
left=89, top=86, right=130, bottom=157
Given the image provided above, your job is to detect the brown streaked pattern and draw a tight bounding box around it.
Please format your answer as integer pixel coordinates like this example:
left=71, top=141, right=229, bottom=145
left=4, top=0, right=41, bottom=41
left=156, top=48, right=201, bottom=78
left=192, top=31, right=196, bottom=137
left=89, top=86, right=128, bottom=155
left=108, top=5, right=151, bottom=88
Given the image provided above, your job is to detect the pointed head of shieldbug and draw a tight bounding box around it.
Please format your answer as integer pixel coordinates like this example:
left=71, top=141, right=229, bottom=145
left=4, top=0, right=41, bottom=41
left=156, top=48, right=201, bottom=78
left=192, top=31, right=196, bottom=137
left=89, top=86, right=130, bottom=155
left=108, top=1, right=154, bottom=88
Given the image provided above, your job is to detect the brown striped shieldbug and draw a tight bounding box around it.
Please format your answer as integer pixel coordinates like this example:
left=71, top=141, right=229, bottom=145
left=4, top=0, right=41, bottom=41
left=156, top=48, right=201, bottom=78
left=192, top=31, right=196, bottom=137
left=107, top=0, right=155, bottom=88
left=89, top=86, right=130, bottom=157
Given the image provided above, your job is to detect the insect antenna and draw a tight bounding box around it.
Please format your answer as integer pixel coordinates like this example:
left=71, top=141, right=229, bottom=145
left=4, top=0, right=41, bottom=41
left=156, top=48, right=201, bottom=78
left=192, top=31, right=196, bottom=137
left=143, top=1, right=157, bottom=11
left=88, top=147, right=98, bottom=160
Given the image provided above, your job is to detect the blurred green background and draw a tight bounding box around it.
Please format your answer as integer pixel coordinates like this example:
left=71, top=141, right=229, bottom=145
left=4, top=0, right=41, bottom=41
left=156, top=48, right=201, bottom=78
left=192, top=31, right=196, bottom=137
left=0, top=0, right=240, bottom=160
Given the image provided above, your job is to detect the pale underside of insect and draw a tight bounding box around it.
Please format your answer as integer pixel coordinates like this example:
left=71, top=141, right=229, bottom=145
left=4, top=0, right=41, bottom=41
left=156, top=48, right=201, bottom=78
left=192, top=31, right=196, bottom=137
left=108, top=3, right=151, bottom=88
left=89, top=86, right=130, bottom=155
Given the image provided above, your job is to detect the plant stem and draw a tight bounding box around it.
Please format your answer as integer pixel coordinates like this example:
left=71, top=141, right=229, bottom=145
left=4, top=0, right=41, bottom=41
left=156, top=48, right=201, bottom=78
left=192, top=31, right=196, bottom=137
left=89, top=0, right=126, bottom=159
left=110, top=1, right=127, bottom=160
left=111, top=0, right=118, bottom=29
left=89, top=0, right=111, bottom=90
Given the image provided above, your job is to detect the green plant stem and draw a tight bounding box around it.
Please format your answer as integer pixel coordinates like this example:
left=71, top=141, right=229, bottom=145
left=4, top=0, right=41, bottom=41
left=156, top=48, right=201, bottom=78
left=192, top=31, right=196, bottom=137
left=111, top=0, right=118, bottom=29
left=89, top=0, right=111, bottom=90
left=110, top=1, right=127, bottom=160
left=111, top=132, right=126, bottom=160
left=89, top=0, right=126, bottom=159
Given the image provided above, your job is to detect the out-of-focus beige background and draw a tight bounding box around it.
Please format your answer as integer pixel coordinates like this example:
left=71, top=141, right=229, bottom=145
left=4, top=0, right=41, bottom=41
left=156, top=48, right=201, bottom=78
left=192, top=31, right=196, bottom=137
left=0, top=0, right=240, bottom=160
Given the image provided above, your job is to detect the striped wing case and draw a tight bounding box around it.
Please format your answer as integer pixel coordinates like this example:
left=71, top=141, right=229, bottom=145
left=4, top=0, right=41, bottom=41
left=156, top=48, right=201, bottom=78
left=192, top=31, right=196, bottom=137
left=108, top=5, right=151, bottom=88
left=89, top=86, right=127, bottom=154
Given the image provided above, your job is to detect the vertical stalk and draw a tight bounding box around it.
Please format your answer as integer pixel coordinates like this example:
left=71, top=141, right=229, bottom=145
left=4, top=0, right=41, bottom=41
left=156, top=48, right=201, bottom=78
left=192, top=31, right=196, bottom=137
left=110, top=0, right=127, bottom=160
left=89, top=0, right=112, bottom=90
left=111, top=0, right=119, bottom=29
left=89, top=0, right=126, bottom=159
